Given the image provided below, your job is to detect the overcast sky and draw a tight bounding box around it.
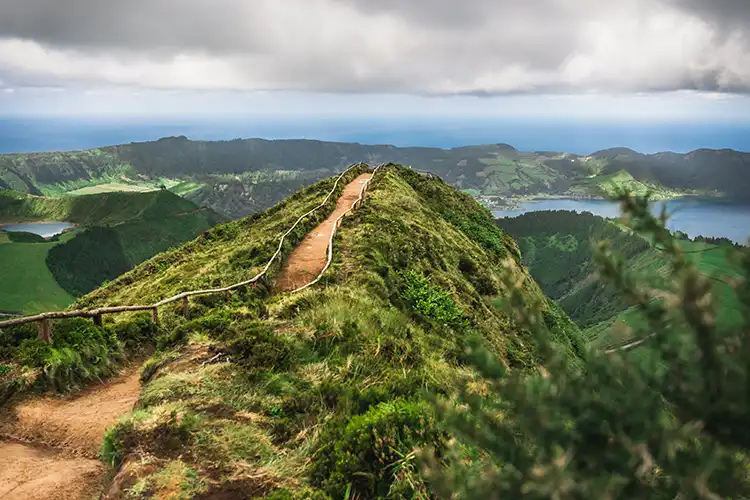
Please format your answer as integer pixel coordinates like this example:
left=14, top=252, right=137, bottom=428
left=1, top=0, right=749, bottom=119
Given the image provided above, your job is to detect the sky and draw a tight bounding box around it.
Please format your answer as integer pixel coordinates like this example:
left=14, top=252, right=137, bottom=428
left=0, top=0, right=749, bottom=120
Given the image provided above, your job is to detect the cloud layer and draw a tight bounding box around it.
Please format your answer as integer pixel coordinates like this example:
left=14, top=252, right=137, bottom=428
left=0, top=0, right=748, bottom=94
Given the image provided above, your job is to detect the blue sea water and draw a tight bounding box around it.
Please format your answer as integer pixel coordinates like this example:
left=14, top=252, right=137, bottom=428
left=494, top=198, right=750, bottom=244
left=0, top=117, right=749, bottom=155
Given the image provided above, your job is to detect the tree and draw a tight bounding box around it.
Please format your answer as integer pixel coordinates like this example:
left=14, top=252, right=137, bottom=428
left=430, top=191, right=750, bottom=499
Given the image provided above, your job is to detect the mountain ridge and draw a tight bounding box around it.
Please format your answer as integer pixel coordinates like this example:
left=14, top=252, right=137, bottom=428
left=2, top=137, right=748, bottom=219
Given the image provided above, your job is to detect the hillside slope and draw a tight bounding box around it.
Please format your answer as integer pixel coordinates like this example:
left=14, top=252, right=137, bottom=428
left=72, top=165, right=582, bottom=498
left=0, top=189, right=226, bottom=311
left=3, top=137, right=749, bottom=218
left=498, top=210, right=744, bottom=346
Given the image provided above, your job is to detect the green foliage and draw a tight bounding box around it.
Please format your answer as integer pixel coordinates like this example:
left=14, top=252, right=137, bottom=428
left=219, top=321, right=299, bottom=371
left=400, top=270, right=467, bottom=328
left=106, top=312, right=159, bottom=350
left=6, top=231, right=46, bottom=243
left=46, top=226, right=131, bottom=297
left=2, top=315, right=158, bottom=394
left=83, top=165, right=584, bottom=497
left=433, top=190, right=750, bottom=498
left=313, top=400, right=442, bottom=498
left=0, top=232, right=76, bottom=313
left=102, top=406, right=202, bottom=467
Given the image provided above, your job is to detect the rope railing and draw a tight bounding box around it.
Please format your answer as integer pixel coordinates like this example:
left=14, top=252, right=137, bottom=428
left=290, top=163, right=384, bottom=294
left=0, top=163, right=374, bottom=340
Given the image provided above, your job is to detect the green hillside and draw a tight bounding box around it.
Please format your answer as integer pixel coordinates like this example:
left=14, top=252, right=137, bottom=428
left=0, top=229, right=77, bottom=313
left=498, top=210, right=744, bottom=346
left=3, top=138, right=749, bottom=218
left=3, top=166, right=750, bottom=497
left=0, top=188, right=207, bottom=225
left=0, top=189, right=226, bottom=310
left=67, top=165, right=582, bottom=497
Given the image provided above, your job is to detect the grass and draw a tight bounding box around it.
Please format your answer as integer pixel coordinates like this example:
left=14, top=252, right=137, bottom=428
left=588, top=239, right=744, bottom=347
left=498, top=209, right=744, bottom=350
left=0, top=231, right=77, bottom=313
left=90, top=165, right=583, bottom=498
left=0, top=189, right=226, bottom=304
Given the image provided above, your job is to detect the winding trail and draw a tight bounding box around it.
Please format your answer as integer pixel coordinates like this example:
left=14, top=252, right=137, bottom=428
left=0, top=167, right=377, bottom=498
left=276, top=173, right=372, bottom=292
left=0, top=366, right=141, bottom=500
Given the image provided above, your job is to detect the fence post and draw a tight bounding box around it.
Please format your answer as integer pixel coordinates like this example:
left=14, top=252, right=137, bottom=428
left=93, top=314, right=103, bottom=327
left=37, top=319, right=51, bottom=343
left=182, top=296, right=190, bottom=318
left=152, top=307, right=159, bottom=325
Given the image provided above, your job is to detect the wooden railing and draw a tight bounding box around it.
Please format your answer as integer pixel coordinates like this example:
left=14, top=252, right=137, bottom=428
left=0, top=163, right=377, bottom=341
left=290, top=164, right=383, bottom=293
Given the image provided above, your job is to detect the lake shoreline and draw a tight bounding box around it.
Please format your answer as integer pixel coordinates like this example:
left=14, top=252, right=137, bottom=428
left=488, top=192, right=739, bottom=212
left=0, top=221, right=76, bottom=239
left=492, top=197, right=750, bottom=244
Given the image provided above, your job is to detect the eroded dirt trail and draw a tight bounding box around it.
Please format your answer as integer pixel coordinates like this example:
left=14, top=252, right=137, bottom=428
left=277, top=173, right=372, bottom=292
left=0, top=366, right=141, bottom=500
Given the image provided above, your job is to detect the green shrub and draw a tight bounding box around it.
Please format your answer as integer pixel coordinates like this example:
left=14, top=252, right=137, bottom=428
left=7, top=231, right=46, bottom=243
left=157, top=309, right=232, bottom=349
left=15, top=338, right=53, bottom=367
left=433, top=191, right=750, bottom=498
left=312, top=400, right=443, bottom=499
left=0, top=323, right=37, bottom=360
left=400, top=270, right=467, bottom=328
left=106, top=312, right=159, bottom=350
left=222, top=321, right=298, bottom=371
left=11, top=318, right=125, bottom=392
left=52, top=317, right=119, bottom=351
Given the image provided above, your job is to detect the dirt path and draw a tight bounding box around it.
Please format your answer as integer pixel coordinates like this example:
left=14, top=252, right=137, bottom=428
left=277, top=173, right=372, bottom=292
left=0, top=366, right=141, bottom=499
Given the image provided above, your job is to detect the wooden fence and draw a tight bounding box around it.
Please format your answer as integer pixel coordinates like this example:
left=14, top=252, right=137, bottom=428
left=0, top=163, right=378, bottom=341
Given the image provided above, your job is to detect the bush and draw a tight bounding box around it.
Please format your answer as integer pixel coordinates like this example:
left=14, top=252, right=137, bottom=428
left=102, top=406, right=202, bottom=467
left=400, top=270, right=467, bottom=329
left=313, top=400, right=443, bottom=499
left=7, top=231, right=46, bottom=243
left=106, top=312, right=159, bottom=350
left=157, top=309, right=232, bottom=349
left=0, top=323, right=37, bottom=361
left=432, top=191, right=750, bottom=498
left=7, top=317, right=157, bottom=392
left=221, top=321, right=298, bottom=371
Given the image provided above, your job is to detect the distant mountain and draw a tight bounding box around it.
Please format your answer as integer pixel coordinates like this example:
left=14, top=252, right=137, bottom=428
left=1, top=137, right=748, bottom=218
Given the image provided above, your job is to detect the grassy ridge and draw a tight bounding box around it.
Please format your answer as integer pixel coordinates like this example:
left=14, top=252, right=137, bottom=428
left=4, top=138, right=748, bottom=219
left=74, top=165, right=582, bottom=498
left=0, top=188, right=205, bottom=225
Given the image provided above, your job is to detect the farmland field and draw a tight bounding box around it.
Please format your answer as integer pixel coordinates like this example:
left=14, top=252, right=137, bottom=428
left=0, top=230, right=77, bottom=313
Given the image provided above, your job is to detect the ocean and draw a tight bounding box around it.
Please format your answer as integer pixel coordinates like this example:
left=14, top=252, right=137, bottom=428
left=1, top=117, right=749, bottom=155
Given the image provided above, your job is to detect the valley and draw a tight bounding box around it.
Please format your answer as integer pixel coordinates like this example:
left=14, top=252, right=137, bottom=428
left=497, top=209, right=745, bottom=348
left=0, top=189, right=226, bottom=314
left=2, top=137, right=748, bottom=221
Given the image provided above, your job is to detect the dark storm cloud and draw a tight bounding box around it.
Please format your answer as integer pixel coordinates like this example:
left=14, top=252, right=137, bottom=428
left=0, top=0, right=748, bottom=94
left=671, top=0, right=750, bottom=26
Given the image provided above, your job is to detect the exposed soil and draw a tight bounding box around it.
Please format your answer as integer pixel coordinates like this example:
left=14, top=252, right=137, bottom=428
left=0, top=441, right=104, bottom=500
left=0, top=366, right=142, bottom=499
left=276, top=173, right=372, bottom=292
